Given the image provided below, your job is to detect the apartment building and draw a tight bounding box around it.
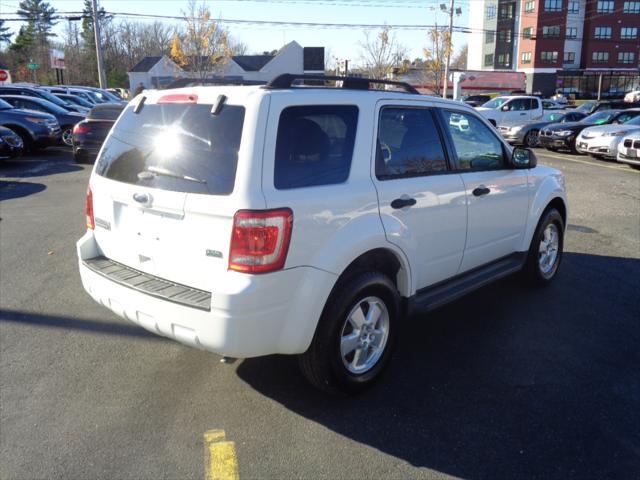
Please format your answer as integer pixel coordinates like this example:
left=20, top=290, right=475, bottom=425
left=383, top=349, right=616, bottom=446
left=467, top=0, right=640, bottom=97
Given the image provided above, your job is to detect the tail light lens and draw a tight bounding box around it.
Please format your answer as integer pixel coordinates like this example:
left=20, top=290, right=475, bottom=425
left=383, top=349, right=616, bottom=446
left=229, top=209, right=293, bottom=273
left=73, top=123, right=90, bottom=135
left=86, top=185, right=95, bottom=230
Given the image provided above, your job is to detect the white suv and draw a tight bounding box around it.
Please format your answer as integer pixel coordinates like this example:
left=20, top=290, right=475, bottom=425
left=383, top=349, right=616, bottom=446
left=77, top=75, right=568, bottom=393
left=476, top=95, right=544, bottom=126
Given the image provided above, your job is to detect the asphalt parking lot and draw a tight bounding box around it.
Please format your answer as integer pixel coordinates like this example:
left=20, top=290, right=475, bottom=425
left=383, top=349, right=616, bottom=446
left=1, top=148, right=639, bottom=480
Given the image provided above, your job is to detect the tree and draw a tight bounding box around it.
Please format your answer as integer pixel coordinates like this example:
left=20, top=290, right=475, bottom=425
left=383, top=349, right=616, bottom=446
left=422, top=27, right=452, bottom=95
left=170, top=35, right=187, bottom=67
left=16, top=0, right=57, bottom=45
left=0, top=19, right=12, bottom=44
left=81, top=0, right=112, bottom=49
left=177, top=0, right=231, bottom=80
left=451, top=44, right=468, bottom=70
left=359, top=27, right=407, bottom=81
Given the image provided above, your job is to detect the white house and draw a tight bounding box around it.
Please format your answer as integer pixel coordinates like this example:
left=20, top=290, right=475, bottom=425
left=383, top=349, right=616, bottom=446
left=127, top=41, right=324, bottom=90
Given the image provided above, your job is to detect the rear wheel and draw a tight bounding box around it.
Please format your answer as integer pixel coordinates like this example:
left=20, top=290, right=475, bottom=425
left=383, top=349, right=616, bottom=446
left=524, top=129, right=539, bottom=148
left=299, top=271, right=400, bottom=394
left=61, top=126, right=73, bottom=146
left=523, top=208, right=564, bottom=285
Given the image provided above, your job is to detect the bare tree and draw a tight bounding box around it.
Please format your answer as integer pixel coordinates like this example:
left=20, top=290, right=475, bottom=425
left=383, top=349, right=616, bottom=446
left=422, top=27, right=452, bottom=96
left=175, top=0, right=231, bottom=80
left=451, top=44, right=468, bottom=70
left=359, top=27, right=407, bottom=80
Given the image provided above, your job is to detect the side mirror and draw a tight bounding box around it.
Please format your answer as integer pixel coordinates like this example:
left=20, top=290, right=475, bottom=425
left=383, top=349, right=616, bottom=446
left=512, top=146, right=537, bottom=169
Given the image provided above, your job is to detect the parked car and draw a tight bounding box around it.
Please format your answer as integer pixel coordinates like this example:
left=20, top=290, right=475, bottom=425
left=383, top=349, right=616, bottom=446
left=63, top=85, right=125, bottom=104
left=617, top=132, right=640, bottom=169
left=498, top=110, right=588, bottom=147
left=0, top=98, right=60, bottom=150
left=461, top=94, right=491, bottom=107
left=72, top=103, right=125, bottom=163
left=53, top=93, right=93, bottom=112
left=107, top=88, right=130, bottom=100
left=576, top=113, right=640, bottom=159
left=574, top=100, right=640, bottom=115
left=623, top=91, right=640, bottom=103
left=475, top=95, right=543, bottom=126
left=0, top=95, right=85, bottom=146
left=77, top=75, right=568, bottom=393
left=0, top=125, right=24, bottom=160
left=44, top=86, right=102, bottom=105
left=0, top=85, right=87, bottom=114
left=538, top=109, right=631, bottom=153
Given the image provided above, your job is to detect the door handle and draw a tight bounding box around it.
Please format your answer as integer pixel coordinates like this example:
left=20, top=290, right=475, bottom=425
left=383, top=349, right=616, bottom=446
left=391, top=197, right=417, bottom=209
left=472, top=186, right=491, bottom=197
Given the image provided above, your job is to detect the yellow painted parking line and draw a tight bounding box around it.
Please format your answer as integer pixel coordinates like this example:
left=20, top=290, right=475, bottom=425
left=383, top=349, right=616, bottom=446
left=204, top=429, right=240, bottom=480
left=540, top=152, right=636, bottom=173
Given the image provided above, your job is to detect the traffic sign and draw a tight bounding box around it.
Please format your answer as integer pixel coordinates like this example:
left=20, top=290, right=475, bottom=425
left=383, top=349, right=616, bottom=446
left=0, top=70, right=8, bottom=81
left=27, top=63, right=39, bottom=70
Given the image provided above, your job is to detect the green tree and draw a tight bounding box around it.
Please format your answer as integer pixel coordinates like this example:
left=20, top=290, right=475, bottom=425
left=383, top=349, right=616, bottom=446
left=81, top=0, right=111, bottom=49
left=16, top=0, right=57, bottom=45
left=0, top=19, right=12, bottom=44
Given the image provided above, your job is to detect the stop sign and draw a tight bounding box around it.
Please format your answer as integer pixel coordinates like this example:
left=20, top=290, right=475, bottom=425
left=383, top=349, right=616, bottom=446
left=0, top=70, right=8, bottom=82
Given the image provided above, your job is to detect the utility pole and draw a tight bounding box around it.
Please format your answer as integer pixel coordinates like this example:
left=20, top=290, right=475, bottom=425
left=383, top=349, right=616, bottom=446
left=442, top=0, right=455, bottom=99
left=92, top=0, right=107, bottom=88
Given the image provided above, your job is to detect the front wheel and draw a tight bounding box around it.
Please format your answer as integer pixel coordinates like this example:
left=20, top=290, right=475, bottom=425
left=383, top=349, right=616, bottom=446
left=61, top=126, right=73, bottom=146
left=298, top=271, right=400, bottom=394
left=524, top=129, right=539, bottom=148
left=523, top=208, right=564, bottom=285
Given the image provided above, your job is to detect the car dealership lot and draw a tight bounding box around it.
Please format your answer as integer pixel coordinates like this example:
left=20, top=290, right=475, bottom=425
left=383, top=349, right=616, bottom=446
left=1, top=149, right=639, bottom=479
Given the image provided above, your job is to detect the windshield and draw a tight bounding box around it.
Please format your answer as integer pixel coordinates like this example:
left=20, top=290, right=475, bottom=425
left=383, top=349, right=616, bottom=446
left=543, top=112, right=565, bottom=122
left=582, top=111, right=614, bottom=124
left=481, top=97, right=508, bottom=109
left=0, top=99, right=12, bottom=110
left=624, top=116, right=640, bottom=126
left=59, top=94, right=93, bottom=108
left=34, top=89, right=72, bottom=108
left=575, top=101, right=596, bottom=113
left=95, top=102, right=245, bottom=196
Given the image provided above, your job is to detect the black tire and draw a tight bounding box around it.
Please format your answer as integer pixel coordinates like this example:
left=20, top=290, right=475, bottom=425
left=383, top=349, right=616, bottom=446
left=630, top=164, right=640, bottom=171
left=524, top=129, right=539, bottom=148
left=7, top=127, right=33, bottom=152
left=546, top=147, right=558, bottom=152
left=299, top=271, right=400, bottom=394
left=523, top=208, right=564, bottom=286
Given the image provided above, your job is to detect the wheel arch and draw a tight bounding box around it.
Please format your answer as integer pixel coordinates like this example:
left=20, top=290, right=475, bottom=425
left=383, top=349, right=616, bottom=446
left=3, top=124, right=34, bottom=144
left=521, top=181, right=568, bottom=252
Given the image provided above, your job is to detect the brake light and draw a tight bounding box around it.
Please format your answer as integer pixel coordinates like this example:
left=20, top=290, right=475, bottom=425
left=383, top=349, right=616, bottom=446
left=73, top=123, right=90, bottom=134
left=157, top=93, right=198, bottom=104
left=86, top=185, right=95, bottom=230
left=229, top=209, right=293, bottom=273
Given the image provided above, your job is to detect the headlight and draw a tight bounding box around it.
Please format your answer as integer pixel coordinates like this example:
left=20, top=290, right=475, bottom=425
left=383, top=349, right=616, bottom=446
left=603, top=131, right=626, bottom=137
left=553, top=130, right=573, bottom=136
left=510, top=126, right=524, bottom=133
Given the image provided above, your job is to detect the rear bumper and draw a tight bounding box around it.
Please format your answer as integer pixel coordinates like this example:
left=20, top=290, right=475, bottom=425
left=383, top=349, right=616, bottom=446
left=77, top=231, right=337, bottom=358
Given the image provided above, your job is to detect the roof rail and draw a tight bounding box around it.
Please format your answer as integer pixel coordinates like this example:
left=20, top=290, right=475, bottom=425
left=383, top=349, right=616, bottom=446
left=264, top=74, right=420, bottom=95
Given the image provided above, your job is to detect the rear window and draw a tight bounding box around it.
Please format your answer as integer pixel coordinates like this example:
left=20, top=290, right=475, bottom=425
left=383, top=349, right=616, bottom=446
left=274, top=105, right=358, bottom=189
left=95, top=102, right=245, bottom=195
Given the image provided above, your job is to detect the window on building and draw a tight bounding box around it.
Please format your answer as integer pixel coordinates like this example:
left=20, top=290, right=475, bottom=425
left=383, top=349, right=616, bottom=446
left=497, top=53, right=511, bottom=67
left=521, top=52, right=532, bottom=64
left=618, top=52, right=636, bottom=64
left=525, top=0, right=536, bottom=11
left=623, top=1, right=640, bottom=12
left=595, top=26, right=613, bottom=38
left=498, top=29, right=513, bottom=42
left=544, top=0, right=563, bottom=11
left=499, top=3, right=515, bottom=18
left=564, top=51, right=576, bottom=63
left=543, top=26, right=561, bottom=37
left=484, top=54, right=494, bottom=66
left=486, top=4, right=497, bottom=18
left=541, top=51, right=559, bottom=63
left=566, top=27, right=578, bottom=38
left=597, top=0, right=615, bottom=12
left=568, top=0, right=579, bottom=12
left=485, top=31, right=495, bottom=43
left=523, top=27, right=534, bottom=38
left=592, top=51, right=610, bottom=63
left=621, top=27, right=638, bottom=38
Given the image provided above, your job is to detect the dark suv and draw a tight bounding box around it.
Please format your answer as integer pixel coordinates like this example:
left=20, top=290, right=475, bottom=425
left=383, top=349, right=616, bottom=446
left=0, top=98, right=60, bottom=150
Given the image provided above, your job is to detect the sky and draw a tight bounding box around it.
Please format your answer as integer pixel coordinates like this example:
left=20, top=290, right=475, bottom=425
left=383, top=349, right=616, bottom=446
left=0, top=0, right=470, bottom=67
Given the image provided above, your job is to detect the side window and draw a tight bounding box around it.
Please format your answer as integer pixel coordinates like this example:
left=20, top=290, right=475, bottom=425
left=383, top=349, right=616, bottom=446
left=440, top=110, right=507, bottom=171
left=508, top=99, right=530, bottom=111
left=274, top=105, right=358, bottom=190
left=376, top=107, right=448, bottom=179
left=531, top=98, right=539, bottom=110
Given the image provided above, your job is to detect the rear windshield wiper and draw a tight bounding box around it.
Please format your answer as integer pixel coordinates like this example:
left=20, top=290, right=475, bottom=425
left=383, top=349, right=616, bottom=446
left=138, top=166, right=207, bottom=184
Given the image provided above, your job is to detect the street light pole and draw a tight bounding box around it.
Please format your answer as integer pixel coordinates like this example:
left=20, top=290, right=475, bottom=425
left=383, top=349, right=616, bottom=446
left=91, top=0, right=107, bottom=88
left=442, top=0, right=455, bottom=99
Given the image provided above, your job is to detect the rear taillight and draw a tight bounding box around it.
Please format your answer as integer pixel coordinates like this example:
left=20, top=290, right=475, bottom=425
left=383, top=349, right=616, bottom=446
left=86, top=185, right=95, bottom=230
left=229, top=209, right=293, bottom=274
left=73, top=123, right=90, bottom=135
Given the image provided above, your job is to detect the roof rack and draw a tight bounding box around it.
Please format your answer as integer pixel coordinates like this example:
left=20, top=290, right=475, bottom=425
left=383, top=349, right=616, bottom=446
left=264, top=74, right=419, bottom=95
left=163, top=78, right=267, bottom=89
